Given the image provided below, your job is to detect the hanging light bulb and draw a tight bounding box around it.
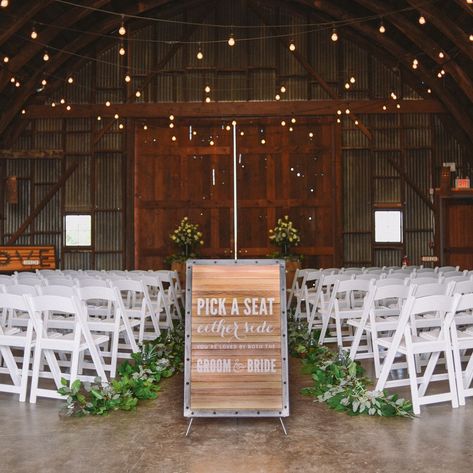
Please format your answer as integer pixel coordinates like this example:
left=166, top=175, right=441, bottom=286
left=119, top=123, right=124, bottom=129
left=350, top=76, right=356, bottom=84
left=427, top=88, right=432, bottom=94
left=43, top=51, right=49, bottom=61
left=289, top=126, right=294, bottom=132
left=67, top=77, right=74, bottom=84
left=331, top=27, right=338, bottom=42
left=15, top=81, right=20, bottom=87
left=196, top=49, right=203, bottom=60
left=344, top=83, right=350, bottom=90
left=390, top=92, right=397, bottom=100
left=205, top=96, right=211, bottom=103
left=1, top=0, right=9, bottom=8
left=125, top=74, right=131, bottom=83
left=171, top=135, right=177, bottom=142
left=382, top=105, right=387, bottom=111
left=10, top=76, right=15, bottom=83
left=135, top=90, right=141, bottom=97
left=31, top=26, right=38, bottom=40
left=21, top=109, right=26, bottom=115
left=3, top=56, right=9, bottom=63
left=204, top=85, right=211, bottom=93
left=225, top=125, right=231, bottom=131
left=345, top=108, right=350, bottom=114
left=418, top=15, right=426, bottom=25
left=51, top=102, right=56, bottom=107
left=291, top=117, right=296, bottom=124
left=114, top=113, right=119, bottom=119
left=261, top=138, right=266, bottom=144
left=440, top=69, right=445, bottom=75
left=412, top=59, right=419, bottom=69
left=41, top=79, right=47, bottom=86
left=438, top=51, right=445, bottom=59
left=281, top=120, right=286, bottom=126
left=60, top=98, right=65, bottom=104
left=289, top=41, right=296, bottom=51
left=337, top=109, right=342, bottom=115
left=280, top=85, right=286, bottom=93
left=97, top=116, right=102, bottom=121
left=396, top=103, right=401, bottom=109
left=119, top=45, right=126, bottom=56
left=379, top=20, right=386, bottom=34
left=309, top=132, right=314, bottom=138
left=232, top=120, right=237, bottom=126
left=169, top=115, right=175, bottom=121
left=437, top=71, right=442, bottom=78
left=336, top=118, right=341, bottom=124
left=66, top=105, right=71, bottom=111
left=105, top=101, right=111, bottom=107
left=354, top=120, right=359, bottom=125
left=469, top=34, right=473, bottom=42
left=118, top=17, right=126, bottom=36
left=228, top=34, right=235, bottom=46
left=169, top=122, right=174, bottom=128
left=275, top=94, right=281, bottom=100
left=240, top=131, right=244, bottom=136
left=143, top=124, right=148, bottom=130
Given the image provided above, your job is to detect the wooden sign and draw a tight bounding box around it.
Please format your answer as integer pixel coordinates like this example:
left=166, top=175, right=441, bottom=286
left=184, top=259, right=289, bottom=418
left=0, top=246, right=56, bottom=272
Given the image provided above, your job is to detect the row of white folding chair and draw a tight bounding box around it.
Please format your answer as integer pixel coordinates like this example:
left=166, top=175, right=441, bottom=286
left=0, top=293, right=109, bottom=403
left=2, top=282, right=144, bottom=368
left=372, top=291, right=473, bottom=414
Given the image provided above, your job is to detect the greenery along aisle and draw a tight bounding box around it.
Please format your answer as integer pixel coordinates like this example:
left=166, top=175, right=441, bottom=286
left=288, top=319, right=414, bottom=418
left=58, top=325, right=185, bottom=416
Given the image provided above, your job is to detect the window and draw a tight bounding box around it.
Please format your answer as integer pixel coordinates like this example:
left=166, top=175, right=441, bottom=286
left=374, top=210, right=402, bottom=243
left=65, top=215, right=92, bottom=246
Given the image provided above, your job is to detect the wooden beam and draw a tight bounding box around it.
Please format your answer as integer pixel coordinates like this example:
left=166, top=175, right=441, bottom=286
left=0, top=149, right=64, bottom=159
left=249, top=1, right=373, bottom=140
left=386, top=156, right=434, bottom=211
left=6, top=162, right=79, bottom=244
left=24, top=99, right=446, bottom=119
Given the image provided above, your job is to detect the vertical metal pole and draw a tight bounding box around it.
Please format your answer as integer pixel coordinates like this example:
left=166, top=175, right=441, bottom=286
left=232, top=122, right=238, bottom=261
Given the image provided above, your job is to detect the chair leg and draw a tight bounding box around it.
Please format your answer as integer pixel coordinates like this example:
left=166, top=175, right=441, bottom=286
left=318, top=313, right=329, bottom=345
left=29, top=341, right=42, bottom=404
left=335, top=315, right=343, bottom=348
left=406, top=350, right=421, bottom=415
left=452, top=344, right=466, bottom=406
left=418, top=351, right=440, bottom=397
left=444, top=344, right=459, bottom=409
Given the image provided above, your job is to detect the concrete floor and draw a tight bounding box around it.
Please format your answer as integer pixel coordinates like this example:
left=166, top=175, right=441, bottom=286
left=1, top=358, right=472, bottom=473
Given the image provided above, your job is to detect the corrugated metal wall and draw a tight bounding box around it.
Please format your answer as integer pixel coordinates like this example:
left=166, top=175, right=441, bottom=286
left=3, top=1, right=469, bottom=269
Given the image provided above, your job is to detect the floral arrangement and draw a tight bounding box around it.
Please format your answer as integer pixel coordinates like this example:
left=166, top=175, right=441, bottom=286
left=269, top=215, right=300, bottom=257
left=170, top=217, right=204, bottom=259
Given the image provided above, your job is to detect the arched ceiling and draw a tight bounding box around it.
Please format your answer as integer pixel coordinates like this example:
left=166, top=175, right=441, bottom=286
left=0, top=0, right=472, bottom=146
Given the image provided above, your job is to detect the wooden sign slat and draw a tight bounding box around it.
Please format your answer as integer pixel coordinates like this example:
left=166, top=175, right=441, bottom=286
left=184, top=259, right=289, bottom=418
left=0, top=246, right=56, bottom=272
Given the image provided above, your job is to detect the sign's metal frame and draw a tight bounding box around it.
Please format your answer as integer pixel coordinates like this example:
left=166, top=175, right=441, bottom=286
left=184, top=258, right=289, bottom=419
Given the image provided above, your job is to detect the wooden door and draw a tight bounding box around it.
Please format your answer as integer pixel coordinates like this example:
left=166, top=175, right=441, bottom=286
left=134, top=118, right=341, bottom=269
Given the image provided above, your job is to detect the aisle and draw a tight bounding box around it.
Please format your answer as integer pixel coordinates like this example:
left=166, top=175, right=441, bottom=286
left=0, top=359, right=471, bottom=473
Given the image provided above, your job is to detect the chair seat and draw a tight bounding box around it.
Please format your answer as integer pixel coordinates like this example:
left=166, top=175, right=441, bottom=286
left=377, top=335, right=448, bottom=354
left=44, top=331, right=109, bottom=349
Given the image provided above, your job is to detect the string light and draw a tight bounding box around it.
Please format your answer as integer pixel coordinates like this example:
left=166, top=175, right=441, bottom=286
left=10, top=77, right=15, bottom=83
left=205, top=96, right=211, bottom=103
left=412, top=59, right=418, bottom=69
left=350, top=76, right=356, bottom=84
left=204, top=85, right=211, bottom=93
left=97, top=116, right=101, bottom=121
left=0, top=0, right=9, bottom=7
left=390, top=92, right=397, bottom=100
left=21, top=109, right=26, bottom=115
left=427, top=88, right=432, bottom=93
left=438, top=51, right=445, bottom=59
left=118, top=16, right=126, bottom=36
left=331, top=27, right=338, bottom=42
left=225, top=125, right=231, bottom=131
left=209, top=139, right=214, bottom=146
left=119, top=45, right=126, bottom=56
left=261, top=138, right=266, bottom=144
left=51, top=102, right=56, bottom=107
left=396, top=103, right=401, bottom=109
left=354, top=120, right=359, bottom=125
left=280, top=85, right=286, bottom=93
left=470, top=34, right=473, bottom=42
left=43, top=51, right=49, bottom=61
left=337, top=109, right=342, bottom=115
left=336, top=118, right=341, bottom=123
left=114, top=113, right=119, bottom=119
left=169, top=122, right=174, bottom=128
left=382, top=105, right=387, bottom=111
left=196, top=48, right=203, bottom=60
left=15, top=81, right=20, bottom=87
left=344, top=83, right=350, bottom=89
left=345, top=108, right=350, bottom=114
left=281, top=120, right=286, bottom=126
left=60, top=98, right=65, bottom=104
left=418, top=15, right=426, bottom=25
left=309, top=132, right=314, bottom=138
left=169, top=114, right=175, bottom=121
left=228, top=34, right=235, bottom=46
left=291, top=117, right=296, bottom=123
left=67, top=76, right=74, bottom=84
left=31, top=26, right=38, bottom=40
left=105, top=101, right=111, bottom=107
left=66, top=105, right=71, bottom=111
left=143, top=124, right=147, bottom=130
left=289, top=126, right=294, bottom=131
left=135, top=90, right=141, bottom=97
left=379, top=20, right=386, bottom=34
left=119, top=123, right=124, bottom=129
left=275, top=94, right=281, bottom=100
left=3, top=56, right=9, bottom=63
left=240, top=131, right=244, bottom=136
left=232, top=120, right=237, bottom=126
left=289, top=41, right=296, bottom=51
left=41, top=79, right=47, bottom=86
left=172, top=135, right=177, bottom=141
left=125, top=74, right=131, bottom=82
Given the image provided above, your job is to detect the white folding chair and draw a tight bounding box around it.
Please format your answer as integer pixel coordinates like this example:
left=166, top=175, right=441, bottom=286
left=26, top=294, right=108, bottom=403
left=287, top=268, right=317, bottom=308
left=374, top=293, right=460, bottom=415
left=450, top=293, right=473, bottom=405
left=0, top=293, right=35, bottom=401
left=75, top=286, right=139, bottom=378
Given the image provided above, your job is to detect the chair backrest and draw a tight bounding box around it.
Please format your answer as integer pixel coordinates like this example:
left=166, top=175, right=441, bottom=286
left=452, top=280, right=473, bottom=295
left=410, top=276, right=439, bottom=285
left=355, top=273, right=380, bottom=281
left=0, top=275, right=15, bottom=285
left=39, top=285, right=75, bottom=297
left=15, top=272, right=38, bottom=279
left=442, top=270, right=465, bottom=278
left=15, top=277, right=42, bottom=287
left=410, top=281, right=453, bottom=298
left=111, top=278, right=144, bottom=293
left=4, top=284, right=39, bottom=296
left=415, top=268, right=436, bottom=274
left=0, top=293, right=32, bottom=334
left=374, top=277, right=407, bottom=287
left=320, top=268, right=340, bottom=275
left=44, top=276, right=75, bottom=287
left=443, top=275, right=470, bottom=284
left=75, top=277, right=108, bottom=288
left=438, top=266, right=459, bottom=274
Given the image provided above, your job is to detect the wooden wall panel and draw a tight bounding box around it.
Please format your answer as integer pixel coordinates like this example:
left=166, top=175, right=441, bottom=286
left=134, top=118, right=341, bottom=269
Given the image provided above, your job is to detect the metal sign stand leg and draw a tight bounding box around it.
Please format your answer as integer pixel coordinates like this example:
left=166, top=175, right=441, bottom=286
left=279, top=417, right=288, bottom=436
left=185, top=418, right=194, bottom=437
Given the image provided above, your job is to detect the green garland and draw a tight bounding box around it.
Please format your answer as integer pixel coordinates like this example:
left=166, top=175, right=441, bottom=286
left=288, top=319, right=414, bottom=417
left=58, top=324, right=185, bottom=417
